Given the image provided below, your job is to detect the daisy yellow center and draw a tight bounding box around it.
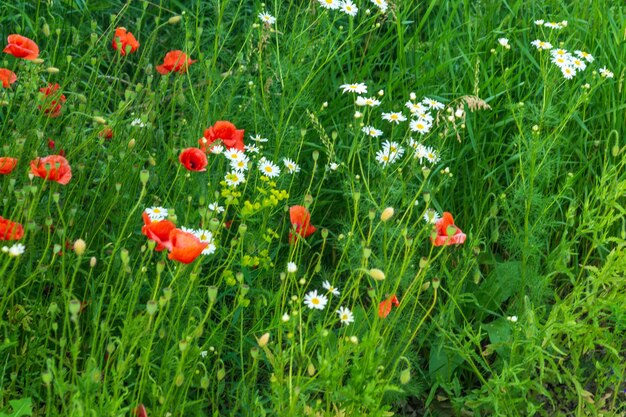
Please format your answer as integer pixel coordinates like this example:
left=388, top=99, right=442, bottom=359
left=417, top=123, right=424, bottom=129
left=346, top=6, right=352, bottom=11
left=382, top=155, right=389, bottom=161
left=264, top=166, right=272, bottom=172
left=342, top=314, right=348, bottom=320
left=312, top=298, right=320, bottom=305
left=153, top=209, right=161, bottom=214
left=390, top=114, right=398, bottom=119
left=325, top=0, right=332, bottom=3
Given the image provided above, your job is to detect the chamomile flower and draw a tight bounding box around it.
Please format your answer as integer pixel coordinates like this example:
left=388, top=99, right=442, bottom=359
left=145, top=207, right=168, bottom=221
left=498, top=38, right=510, bottom=47
left=318, top=0, right=340, bottom=9
left=250, top=134, right=268, bottom=143
left=355, top=96, right=381, bottom=107
left=224, top=149, right=246, bottom=163
left=7, top=243, right=25, bottom=257
left=551, top=48, right=571, bottom=58
left=245, top=144, right=260, bottom=154
left=328, top=162, right=340, bottom=171
left=534, top=19, right=544, bottom=25
left=551, top=55, right=572, bottom=68
left=230, top=156, right=250, bottom=172
left=224, top=170, right=245, bottom=187
left=208, top=202, right=224, bottom=213
left=258, top=160, right=281, bottom=178
left=194, top=229, right=217, bottom=255
left=375, top=149, right=393, bottom=167
left=303, top=290, right=328, bottom=310
left=413, top=111, right=434, bottom=122
left=599, top=67, right=614, bottom=78
left=571, top=58, right=587, bottom=71
left=287, top=262, right=297, bottom=273
left=575, top=50, right=594, bottom=62
left=370, top=0, right=388, bottom=12
left=382, top=112, right=407, bottom=124
left=410, top=118, right=432, bottom=134
left=258, top=11, right=276, bottom=25
left=405, top=100, right=426, bottom=114
left=422, top=97, right=445, bottom=110
left=340, top=83, right=367, bottom=94
left=322, top=280, right=340, bottom=296
left=561, top=66, right=576, bottom=79
left=209, top=144, right=224, bottom=154
left=531, top=39, right=552, bottom=50
left=424, top=146, right=440, bottom=164
left=544, top=21, right=563, bottom=29
left=412, top=143, right=428, bottom=162
left=423, top=208, right=441, bottom=224
left=340, top=0, right=358, bottom=16
left=283, top=158, right=301, bottom=173
left=383, top=140, right=404, bottom=159
left=336, top=306, right=354, bottom=325
left=362, top=125, right=383, bottom=137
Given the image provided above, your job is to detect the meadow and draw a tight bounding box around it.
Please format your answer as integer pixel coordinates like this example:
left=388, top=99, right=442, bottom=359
left=0, top=0, right=625, bottom=416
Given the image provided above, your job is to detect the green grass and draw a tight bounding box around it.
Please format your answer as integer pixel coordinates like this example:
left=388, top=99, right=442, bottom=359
left=0, top=0, right=625, bottom=416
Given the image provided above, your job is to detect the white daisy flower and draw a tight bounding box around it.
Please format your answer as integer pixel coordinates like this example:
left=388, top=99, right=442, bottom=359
left=561, top=66, right=576, bottom=79
left=382, top=140, right=404, bottom=159
left=422, top=98, right=445, bottom=110
left=340, top=83, right=367, bottom=94
left=575, top=50, right=594, bottom=63
left=534, top=19, right=544, bottom=26
left=498, top=38, right=509, bottom=47
left=413, top=143, right=428, bottom=162
left=258, top=160, right=281, bottom=178
left=423, top=208, right=440, bottom=224
left=194, top=229, right=216, bottom=255
left=8, top=243, right=25, bottom=257
left=258, top=12, right=276, bottom=25
left=318, top=0, right=340, bottom=9
left=531, top=39, right=552, bottom=50
left=281, top=313, right=290, bottom=322
left=375, top=148, right=393, bottom=166
left=410, top=118, right=432, bottom=134
left=328, top=162, right=340, bottom=171
left=425, top=146, right=440, bottom=164
left=250, top=134, right=268, bottom=143
left=224, top=149, right=246, bottom=162
left=551, top=55, right=572, bottom=68
left=370, top=0, right=388, bottom=12
left=571, top=58, right=587, bottom=71
left=413, top=111, right=434, bottom=122
left=551, top=48, right=571, bottom=58
left=355, top=96, right=381, bottom=107
left=599, top=67, right=614, bottom=78
left=362, top=125, right=383, bottom=137
left=283, top=158, right=301, bottom=173
left=224, top=170, right=245, bottom=187
left=130, top=118, right=146, bottom=127
left=287, top=262, right=297, bottom=273
left=303, top=290, right=328, bottom=310
left=405, top=100, right=427, bottom=114
left=208, top=202, right=224, bottom=213
left=145, top=207, right=168, bottom=221
left=340, top=0, right=358, bottom=16
left=322, top=280, right=340, bottom=296
left=381, top=112, right=407, bottom=124
left=230, top=156, right=250, bottom=172
left=200, top=351, right=208, bottom=358
left=209, top=144, right=224, bottom=154
left=544, top=21, right=562, bottom=29
left=336, top=306, right=354, bottom=325
left=245, top=144, right=260, bottom=154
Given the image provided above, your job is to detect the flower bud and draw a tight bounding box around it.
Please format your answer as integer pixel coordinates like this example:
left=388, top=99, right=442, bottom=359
left=93, top=116, right=106, bottom=125
left=73, top=239, right=86, bottom=256
left=400, top=368, right=411, bottom=385
left=368, top=268, right=385, bottom=281
left=46, top=67, right=59, bottom=74
left=43, top=23, right=51, bottom=37
left=69, top=299, right=81, bottom=315
left=307, top=362, right=316, bottom=376
left=168, top=15, right=182, bottom=24
left=257, top=332, right=270, bottom=347
left=380, top=207, right=394, bottom=222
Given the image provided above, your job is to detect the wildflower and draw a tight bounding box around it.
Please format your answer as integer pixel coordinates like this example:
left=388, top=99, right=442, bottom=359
left=258, top=160, right=280, bottom=178
left=0, top=69, right=17, bottom=88
left=551, top=48, right=571, bottom=58
left=224, top=170, right=245, bottom=187
left=362, top=125, right=383, bottom=137
left=155, top=50, right=196, bottom=75
left=200, top=351, right=208, bottom=358
left=424, top=146, right=440, bottom=164
left=230, top=156, right=250, bottom=172
left=534, top=19, right=544, bottom=26
left=0, top=216, right=24, bottom=240
left=431, top=212, right=466, bottom=246
left=544, top=21, right=563, bottom=29
left=410, top=118, right=432, bottom=134
left=39, top=83, right=66, bottom=118
left=142, top=212, right=176, bottom=251
left=328, top=162, right=339, bottom=171
left=375, top=149, right=392, bottom=166
left=322, top=280, right=340, bottom=296
left=405, top=100, right=426, bottom=114
left=287, top=262, right=297, bottom=273
left=99, top=126, right=114, bottom=140
left=575, top=50, right=594, bottom=62
left=30, top=155, right=72, bottom=185
left=599, top=67, right=614, bottom=78
left=130, top=118, right=146, bottom=127
left=381, top=207, right=394, bottom=222
left=498, top=38, right=509, bottom=48
left=224, top=148, right=246, bottom=162
left=283, top=158, right=301, bottom=173
left=3, top=34, right=39, bottom=60
left=336, top=306, right=354, bottom=325
left=531, top=39, right=552, bottom=50
left=258, top=12, right=276, bottom=25
left=571, top=58, right=587, bottom=71
left=201, top=121, right=245, bottom=152
left=249, top=134, right=268, bottom=143
left=179, top=148, right=208, bottom=172
left=111, top=27, right=139, bottom=56
left=507, top=315, right=518, bottom=323
left=340, top=0, right=358, bottom=16
left=133, top=404, right=148, bottom=417
left=289, top=205, right=316, bottom=242
left=245, top=144, right=260, bottom=154
left=303, top=290, right=328, bottom=310
left=208, top=203, right=224, bottom=213
left=318, top=0, right=340, bottom=9
left=194, top=229, right=216, bottom=255
left=167, top=229, right=209, bottom=264
left=551, top=55, right=571, bottom=68
left=7, top=243, right=25, bottom=257
left=561, top=66, right=576, bottom=80
left=423, top=98, right=445, bottom=110
left=340, top=83, right=367, bottom=94
left=281, top=313, right=290, bottom=322
left=382, top=112, right=407, bottom=124
left=145, top=207, right=168, bottom=221
left=0, top=157, right=18, bottom=174
left=370, top=0, right=388, bottom=12
left=423, top=208, right=441, bottom=224
left=356, top=96, right=381, bottom=107
left=382, top=140, right=404, bottom=160
left=378, top=294, right=399, bottom=318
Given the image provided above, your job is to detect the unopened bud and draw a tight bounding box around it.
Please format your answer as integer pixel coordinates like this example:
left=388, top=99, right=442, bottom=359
left=257, top=332, right=270, bottom=347
left=307, top=362, right=316, bottom=376
left=90, top=256, right=97, bottom=267
left=368, top=268, right=385, bottom=281
left=69, top=299, right=81, bottom=315
left=168, top=15, right=182, bottom=24
left=73, top=239, right=86, bottom=256
left=46, top=67, right=59, bottom=74
left=400, top=368, right=411, bottom=384
left=93, top=116, right=106, bottom=125
left=128, top=138, right=136, bottom=149
left=43, top=23, right=51, bottom=37
left=380, top=207, right=394, bottom=222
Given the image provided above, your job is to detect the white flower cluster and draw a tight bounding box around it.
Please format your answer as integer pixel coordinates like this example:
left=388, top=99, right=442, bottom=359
left=317, top=0, right=388, bottom=16
left=302, top=281, right=353, bottom=325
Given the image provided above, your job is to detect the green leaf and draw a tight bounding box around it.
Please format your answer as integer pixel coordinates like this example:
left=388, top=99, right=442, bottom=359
left=483, top=318, right=512, bottom=358
left=0, top=398, right=33, bottom=417
left=429, top=340, right=464, bottom=382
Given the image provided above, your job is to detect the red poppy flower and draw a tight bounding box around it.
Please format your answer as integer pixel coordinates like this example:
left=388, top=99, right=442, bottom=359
left=0, top=157, right=18, bottom=174
left=167, top=228, right=208, bottom=264
left=111, top=27, right=139, bottom=56
left=133, top=404, right=148, bottom=417
left=29, top=155, right=72, bottom=185
left=179, top=147, right=208, bottom=171
left=39, top=83, right=66, bottom=118
left=289, top=205, right=316, bottom=243
left=200, top=121, right=245, bottom=152
left=431, top=212, right=466, bottom=246
left=378, top=294, right=399, bottom=319
left=47, top=139, right=56, bottom=149
left=3, top=34, right=39, bottom=60
left=155, top=50, right=196, bottom=75
left=0, top=68, right=17, bottom=88
left=99, top=127, right=114, bottom=140
left=0, top=216, right=24, bottom=240
left=141, top=212, right=176, bottom=252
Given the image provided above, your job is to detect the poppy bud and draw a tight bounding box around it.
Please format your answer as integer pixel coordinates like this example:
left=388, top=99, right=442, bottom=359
left=400, top=368, right=411, bottom=385
left=128, top=138, right=136, bottom=149
left=168, top=15, right=182, bottom=24
left=43, top=23, right=51, bottom=37
left=42, top=371, right=53, bottom=385
left=200, top=376, right=209, bottom=389
left=33, top=58, right=44, bottom=64
left=46, top=67, right=59, bottom=74
left=250, top=347, right=259, bottom=359
left=368, top=268, right=385, bottom=281
left=257, top=332, right=270, bottom=347
left=179, top=339, right=188, bottom=352
left=217, top=367, right=226, bottom=381
left=380, top=207, right=394, bottom=222
left=363, top=247, right=371, bottom=259
left=93, top=116, right=106, bottom=125
left=175, top=374, right=184, bottom=386
left=90, top=257, right=97, bottom=267
left=307, top=363, right=316, bottom=376
left=73, top=239, right=86, bottom=256
left=367, top=287, right=375, bottom=298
